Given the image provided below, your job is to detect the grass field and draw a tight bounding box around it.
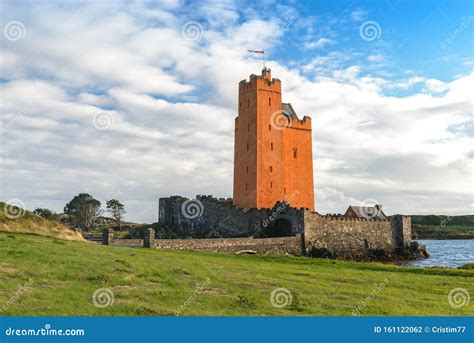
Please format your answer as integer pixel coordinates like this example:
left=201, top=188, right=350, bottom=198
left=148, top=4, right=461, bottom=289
left=0, top=232, right=473, bottom=316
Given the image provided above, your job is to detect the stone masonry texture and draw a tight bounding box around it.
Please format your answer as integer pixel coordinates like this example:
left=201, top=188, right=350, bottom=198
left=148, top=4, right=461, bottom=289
left=233, top=68, right=314, bottom=210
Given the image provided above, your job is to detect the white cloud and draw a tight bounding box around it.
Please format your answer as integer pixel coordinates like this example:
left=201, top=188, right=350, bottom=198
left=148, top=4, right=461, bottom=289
left=423, top=79, right=448, bottom=94
left=304, top=37, right=334, bottom=49
left=1, top=1, right=473, bottom=223
left=350, top=9, right=367, bottom=22
left=367, top=54, right=384, bottom=62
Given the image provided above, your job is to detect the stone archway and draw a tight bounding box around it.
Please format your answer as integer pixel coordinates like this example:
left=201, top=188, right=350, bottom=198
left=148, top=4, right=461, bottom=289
left=274, top=218, right=292, bottom=237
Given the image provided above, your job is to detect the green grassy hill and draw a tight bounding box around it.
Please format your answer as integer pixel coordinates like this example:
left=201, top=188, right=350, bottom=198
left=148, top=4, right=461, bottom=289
left=0, top=202, right=84, bottom=242
left=0, top=232, right=472, bottom=316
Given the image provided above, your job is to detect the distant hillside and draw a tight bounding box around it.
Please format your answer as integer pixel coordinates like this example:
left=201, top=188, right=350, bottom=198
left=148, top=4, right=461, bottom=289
left=411, top=215, right=474, bottom=226
left=411, top=215, right=474, bottom=239
left=0, top=202, right=84, bottom=242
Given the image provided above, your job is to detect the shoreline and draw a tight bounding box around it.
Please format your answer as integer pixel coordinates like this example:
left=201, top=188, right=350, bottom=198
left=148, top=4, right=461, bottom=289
left=412, top=236, right=474, bottom=240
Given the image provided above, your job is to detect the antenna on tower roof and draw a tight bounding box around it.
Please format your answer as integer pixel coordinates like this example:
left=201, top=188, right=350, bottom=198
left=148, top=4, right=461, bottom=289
left=247, top=49, right=265, bottom=69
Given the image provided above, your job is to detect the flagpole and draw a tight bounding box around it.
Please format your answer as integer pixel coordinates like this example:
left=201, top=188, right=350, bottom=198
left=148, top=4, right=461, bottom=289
left=247, top=49, right=265, bottom=70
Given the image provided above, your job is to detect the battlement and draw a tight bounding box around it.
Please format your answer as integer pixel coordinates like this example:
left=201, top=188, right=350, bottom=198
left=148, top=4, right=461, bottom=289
left=239, top=72, right=281, bottom=88
left=281, top=103, right=312, bottom=130
left=312, top=212, right=389, bottom=222
left=288, top=115, right=312, bottom=130
left=155, top=67, right=420, bottom=262
left=158, top=195, right=413, bottom=261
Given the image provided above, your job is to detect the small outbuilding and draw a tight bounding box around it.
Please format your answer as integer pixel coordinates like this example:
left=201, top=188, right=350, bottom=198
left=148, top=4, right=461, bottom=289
left=344, top=204, right=387, bottom=220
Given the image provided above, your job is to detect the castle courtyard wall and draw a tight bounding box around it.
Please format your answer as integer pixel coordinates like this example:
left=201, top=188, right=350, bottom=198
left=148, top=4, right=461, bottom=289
left=101, top=195, right=420, bottom=261
left=145, top=229, right=304, bottom=255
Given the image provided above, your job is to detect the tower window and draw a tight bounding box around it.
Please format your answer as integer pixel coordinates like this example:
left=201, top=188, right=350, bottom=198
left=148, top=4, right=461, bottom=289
left=270, top=181, right=273, bottom=189
left=270, top=166, right=273, bottom=173
left=269, top=98, right=271, bottom=106
left=271, top=142, right=273, bottom=151
left=246, top=166, right=249, bottom=174
left=293, top=148, right=298, bottom=158
left=269, top=124, right=271, bottom=131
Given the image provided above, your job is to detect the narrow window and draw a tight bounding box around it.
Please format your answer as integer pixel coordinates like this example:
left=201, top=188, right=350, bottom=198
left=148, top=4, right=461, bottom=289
left=246, top=166, right=249, bottom=174
left=271, top=142, right=273, bottom=151
left=269, top=124, right=271, bottom=131
left=269, top=97, right=271, bottom=106
left=293, top=148, right=298, bottom=158
left=284, top=188, right=287, bottom=194
left=270, top=181, right=273, bottom=189
left=270, top=166, right=273, bottom=173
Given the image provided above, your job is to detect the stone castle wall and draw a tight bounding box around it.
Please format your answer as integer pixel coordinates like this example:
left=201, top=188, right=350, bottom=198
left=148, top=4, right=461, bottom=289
left=304, top=213, right=390, bottom=259
left=99, top=195, right=418, bottom=261
left=302, top=213, right=412, bottom=260
left=102, top=230, right=143, bottom=247
left=159, top=195, right=305, bottom=238
left=145, top=229, right=304, bottom=255
left=103, top=228, right=303, bottom=255
left=110, top=238, right=144, bottom=247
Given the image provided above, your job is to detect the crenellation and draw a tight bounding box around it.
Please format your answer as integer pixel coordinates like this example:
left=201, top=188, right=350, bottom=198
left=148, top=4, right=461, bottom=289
left=153, top=68, right=421, bottom=262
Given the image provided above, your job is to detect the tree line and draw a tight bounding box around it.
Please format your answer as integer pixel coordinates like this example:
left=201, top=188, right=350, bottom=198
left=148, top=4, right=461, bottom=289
left=33, top=193, right=126, bottom=231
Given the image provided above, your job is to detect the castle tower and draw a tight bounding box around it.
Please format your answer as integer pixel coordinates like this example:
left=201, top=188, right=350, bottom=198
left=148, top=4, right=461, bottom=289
left=233, top=68, right=315, bottom=210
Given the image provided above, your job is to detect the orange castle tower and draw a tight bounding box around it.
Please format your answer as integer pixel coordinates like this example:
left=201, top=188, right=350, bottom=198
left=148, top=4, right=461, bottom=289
left=233, top=67, right=315, bottom=210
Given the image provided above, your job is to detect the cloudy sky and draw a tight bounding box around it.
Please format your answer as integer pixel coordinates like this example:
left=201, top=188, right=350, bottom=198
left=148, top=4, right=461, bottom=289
left=1, top=0, right=473, bottom=223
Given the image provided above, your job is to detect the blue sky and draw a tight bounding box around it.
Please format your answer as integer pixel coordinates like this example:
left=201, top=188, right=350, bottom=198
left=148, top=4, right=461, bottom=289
left=272, top=0, right=472, bottom=81
left=1, top=0, right=473, bottom=222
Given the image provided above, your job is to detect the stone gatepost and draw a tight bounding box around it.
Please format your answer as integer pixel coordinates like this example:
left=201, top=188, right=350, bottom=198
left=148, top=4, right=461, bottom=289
left=298, top=233, right=306, bottom=256
left=144, top=228, right=156, bottom=248
left=102, top=228, right=114, bottom=245
left=390, top=215, right=411, bottom=251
